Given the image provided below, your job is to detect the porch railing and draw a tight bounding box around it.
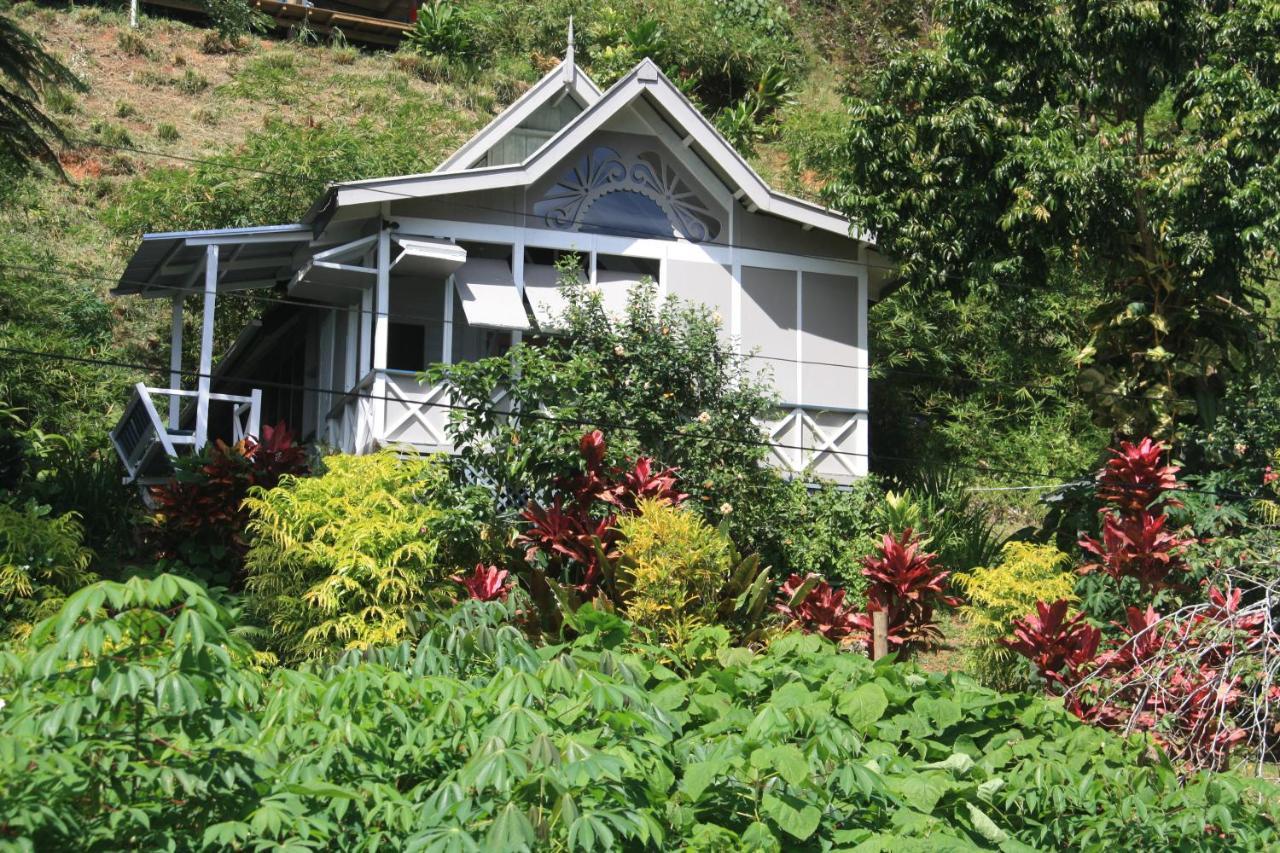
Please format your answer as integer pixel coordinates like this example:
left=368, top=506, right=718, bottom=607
left=110, top=383, right=262, bottom=483
left=323, top=372, right=865, bottom=483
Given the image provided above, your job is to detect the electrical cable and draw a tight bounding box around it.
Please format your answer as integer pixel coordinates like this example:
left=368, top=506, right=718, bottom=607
left=0, top=343, right=1269, bottom=503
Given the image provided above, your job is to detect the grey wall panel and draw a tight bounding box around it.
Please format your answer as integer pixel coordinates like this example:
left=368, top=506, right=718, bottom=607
left=800, top=272, right=860, bottom=409
left=740, top=266, right=797, bottom=403
left=733, top=207, right=861, bottom=259
left=665, top=260, right=732, bottom=331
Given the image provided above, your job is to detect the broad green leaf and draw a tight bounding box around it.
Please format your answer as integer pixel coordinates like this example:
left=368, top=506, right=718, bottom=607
left=680, top=759, right=725, bottom=802
left=750, top=745, right=808, bottom=787
left=761, top=792, right=821, bottom=841
left=838, top=683, right=889, bottom=731
left=966, top=803, right=1008, bottom=843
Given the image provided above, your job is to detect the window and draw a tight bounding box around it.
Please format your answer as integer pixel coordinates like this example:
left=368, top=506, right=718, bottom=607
left=580, top=191, right=676, bottom=239
left=595, top=254, right=660, bottom=320
left=523, top=248, right=587, bottom=332
left=451, top=243, right=530, bottom=332
left=387, top=322, right=426, bottom=372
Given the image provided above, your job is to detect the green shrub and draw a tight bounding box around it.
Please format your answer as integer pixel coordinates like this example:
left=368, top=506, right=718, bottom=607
left=404, top=0, right=485, bottom=60
left=115, top=27, right=150, bottom=58
left=3, top=576, right=1278, bottom=848
left=243, top=452, right=489, bottom=663
left=0, top=500, right=94, bottom=638
left=155, top=122, right=179, bottom=142
left=955, top=542, right=1078, bottom=690
left=873, top=472, right=1007, bottom=573
left=614, top=498, right=733, bottom=643
left=432, top=282, right=801, bottom=565
left=176, top=68, right=209, bottom=94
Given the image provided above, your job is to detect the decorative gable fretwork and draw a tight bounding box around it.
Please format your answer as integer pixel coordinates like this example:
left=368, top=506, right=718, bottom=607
left=533, top=146, right=722, bottom=243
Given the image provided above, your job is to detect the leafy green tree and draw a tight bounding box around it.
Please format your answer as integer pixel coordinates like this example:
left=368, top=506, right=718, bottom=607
left=429, top=282, right=803, bottom=564
left=0, top=14, right=83, bottom=175
left=832, top=0, right=1280, bottom=441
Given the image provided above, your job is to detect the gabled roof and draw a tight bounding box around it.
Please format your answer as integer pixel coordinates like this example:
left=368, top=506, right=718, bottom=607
left=433, top=59, right=602, bottom=174
left=310, top=59, right=868, bottom=243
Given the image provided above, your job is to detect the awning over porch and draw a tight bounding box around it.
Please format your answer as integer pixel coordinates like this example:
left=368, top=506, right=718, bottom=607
left=112, top=223, right=314, bottom=297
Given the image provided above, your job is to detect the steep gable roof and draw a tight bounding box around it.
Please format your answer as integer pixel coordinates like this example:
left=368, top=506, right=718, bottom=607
left=433, top=60, right=602, bottom=173
left=311, top=59, right=867, bottom=243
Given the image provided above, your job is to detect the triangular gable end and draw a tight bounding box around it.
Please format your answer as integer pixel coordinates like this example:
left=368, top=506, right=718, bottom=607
left=433, top=61, right=603, bottom=174
left=325, top=59, right=868, bottom=244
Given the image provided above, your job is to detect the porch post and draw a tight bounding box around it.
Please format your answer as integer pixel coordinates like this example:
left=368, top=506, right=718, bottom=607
left=194, top=244, right=218, bottom=450
left=372, top=217, right=390, bottom=442
left=168, top=292, right=183, bottom=429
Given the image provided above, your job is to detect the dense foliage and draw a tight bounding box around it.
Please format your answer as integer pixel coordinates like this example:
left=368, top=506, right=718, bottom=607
left=0, top=499, right=93, bottom=638
left=3, top=574, right=1277, bottom=849
left=150, top=423, right=307, bottom=587
left=1004, top=438, right=1280, bottom=772
left=242, top=451, right=496, bottom=664
left=834, top=0, right=1280, bottom=442
left=432, top=283, right=872, bottom=577
left=955, top=542, right=1077, bottom=691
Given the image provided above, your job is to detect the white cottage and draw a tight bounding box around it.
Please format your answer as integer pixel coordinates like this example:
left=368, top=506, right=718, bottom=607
left=109, top=51, right=890, bottom=486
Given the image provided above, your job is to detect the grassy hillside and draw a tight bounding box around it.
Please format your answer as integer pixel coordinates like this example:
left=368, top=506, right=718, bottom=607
left=0, top=0, right=906, bottom=436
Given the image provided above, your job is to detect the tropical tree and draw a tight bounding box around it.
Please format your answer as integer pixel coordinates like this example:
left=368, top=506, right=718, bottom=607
left=0, top=14, right=82, bottom=175
left=832, top=0, right=1280, bottom=442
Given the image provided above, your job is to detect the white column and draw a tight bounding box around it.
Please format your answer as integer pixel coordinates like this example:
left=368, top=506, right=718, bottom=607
left=194, top=244, right=218, bottom=450
left=372, top=221, right=390, bottom=443
left=345, top=307, right=359, bottom=390
left=442, top=274, right=454, bottom=364
left=318, top=310, right=335, bottom=442
left=856, top=268, right=869, bottom=476
left=511, top=237, right=525, bottom=348
left=795, top=270, right=804, bottom=472
left=168, top=292, right=183, bottom=429
left=359, top=288, right=373, bottom=377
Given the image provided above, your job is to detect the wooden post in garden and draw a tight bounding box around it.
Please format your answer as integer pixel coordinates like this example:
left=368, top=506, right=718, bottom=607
left=871, top=611, right=888, bottom=661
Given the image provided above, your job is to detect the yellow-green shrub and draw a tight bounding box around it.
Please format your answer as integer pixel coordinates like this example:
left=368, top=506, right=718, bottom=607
left=614, top=498, right=732, bottom=644
left=954, top=542, right=1076, bottom=691
left=243, top=452, right=461, bottom=664
left=0, top=501, right=94, bottom=638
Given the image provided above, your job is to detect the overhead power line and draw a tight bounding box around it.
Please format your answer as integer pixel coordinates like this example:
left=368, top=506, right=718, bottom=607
left=0, top=343, right=1268, bottom=504
left=0, top=260, right=1189, bottom=411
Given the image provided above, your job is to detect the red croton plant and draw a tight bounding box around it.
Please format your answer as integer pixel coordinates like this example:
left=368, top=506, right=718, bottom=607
left=854, top=528, right=959, bottom=654
left=151, top=422, right=307, bottom=586
left=1079, top=438, right=1190, bottom=591
left=778, top=527, right=957, bottom=655
left=518, top=430, right=685, bottom=597
left=452, top=564, right=511, bottom=602
left=1004, top=438, right=1280, bottom=770
left=775, top=574, right=860, bottom=642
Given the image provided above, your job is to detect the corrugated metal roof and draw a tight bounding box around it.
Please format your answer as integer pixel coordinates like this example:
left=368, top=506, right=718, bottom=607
left=114, top=224, right=313, bottom=298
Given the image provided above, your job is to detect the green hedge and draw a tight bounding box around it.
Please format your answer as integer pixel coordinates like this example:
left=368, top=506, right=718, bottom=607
left=1, top=575, right=1276, bottom=849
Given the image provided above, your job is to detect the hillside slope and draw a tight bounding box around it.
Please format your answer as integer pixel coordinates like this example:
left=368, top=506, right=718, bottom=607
left=1, top=1, right=895, bottom=435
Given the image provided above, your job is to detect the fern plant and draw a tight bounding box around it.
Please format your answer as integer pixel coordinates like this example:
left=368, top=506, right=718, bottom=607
left=954, top=542, right=1077, bottom=691
left=243, top=452, right=463, bottom=664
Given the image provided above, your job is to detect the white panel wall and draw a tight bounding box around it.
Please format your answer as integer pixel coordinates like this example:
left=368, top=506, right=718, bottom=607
left=799, top=271, right=860, bottom=410
left=665, top=259, right=732, bottom=335
left=740, top=266, right=798, bottom=403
